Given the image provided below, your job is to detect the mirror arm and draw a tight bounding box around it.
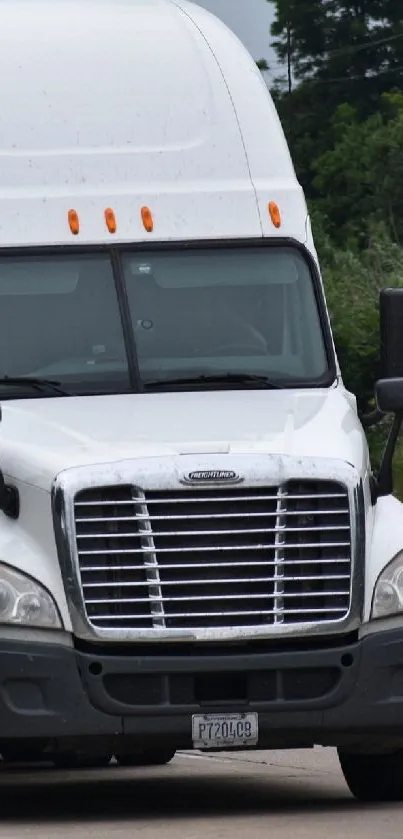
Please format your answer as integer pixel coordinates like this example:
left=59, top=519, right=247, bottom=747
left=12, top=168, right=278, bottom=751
left=360, top=407, right=385, bottom=429
left=373, top=412, right=403, bottom=499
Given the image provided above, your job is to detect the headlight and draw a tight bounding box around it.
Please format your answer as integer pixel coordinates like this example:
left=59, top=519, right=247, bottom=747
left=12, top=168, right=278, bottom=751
left=0, top=564, right=62, bottom=629
left=372, top=551, right=403, bottom=619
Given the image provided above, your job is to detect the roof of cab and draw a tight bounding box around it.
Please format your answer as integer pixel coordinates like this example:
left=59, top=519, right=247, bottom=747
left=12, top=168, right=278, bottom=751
left=0, top=0, right=307, bottom=247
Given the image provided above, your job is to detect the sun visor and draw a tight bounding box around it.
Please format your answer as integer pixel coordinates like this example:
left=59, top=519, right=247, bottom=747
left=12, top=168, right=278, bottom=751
left=128, top=249, right=300, bottom=289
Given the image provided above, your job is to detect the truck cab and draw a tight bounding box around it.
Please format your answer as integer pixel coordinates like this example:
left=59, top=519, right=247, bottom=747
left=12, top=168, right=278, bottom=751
left=1, top=0, right=403, bottom=800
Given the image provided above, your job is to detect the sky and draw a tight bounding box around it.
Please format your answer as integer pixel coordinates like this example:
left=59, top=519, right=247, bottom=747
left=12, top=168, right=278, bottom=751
left=196, top=0, right=275, bottom=66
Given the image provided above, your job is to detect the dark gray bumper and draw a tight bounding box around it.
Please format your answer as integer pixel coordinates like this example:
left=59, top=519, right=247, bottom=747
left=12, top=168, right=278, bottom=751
left=1, top=629, right=403, bottom=749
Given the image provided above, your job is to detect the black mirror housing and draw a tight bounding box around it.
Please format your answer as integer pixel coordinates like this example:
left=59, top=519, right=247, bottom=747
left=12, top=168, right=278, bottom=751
left=380, top=288, right=403, bottom=379
left=0, top=471, right=19, bottom=520
left=371, top=292, right=403, bottom=500
left=376, top=378, right=403, bottom=415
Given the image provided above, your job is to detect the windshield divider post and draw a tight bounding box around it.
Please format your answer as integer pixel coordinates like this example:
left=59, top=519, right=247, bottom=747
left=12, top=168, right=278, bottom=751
left=111, top=248, right=143, bottom=393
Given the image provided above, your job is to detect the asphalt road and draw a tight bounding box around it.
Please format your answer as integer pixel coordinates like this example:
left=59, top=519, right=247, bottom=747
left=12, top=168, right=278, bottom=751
left=0, top=748, right=401, bottom=838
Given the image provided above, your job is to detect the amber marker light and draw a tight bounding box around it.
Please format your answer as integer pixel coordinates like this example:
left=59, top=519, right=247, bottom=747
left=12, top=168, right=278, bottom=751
left=141, top=206, right=154, bottom=233
left=105, top=208, right=117, bottom=234
left=68, top=209, right=80, bottom=235
left=268, top=201, right=281, bottom=229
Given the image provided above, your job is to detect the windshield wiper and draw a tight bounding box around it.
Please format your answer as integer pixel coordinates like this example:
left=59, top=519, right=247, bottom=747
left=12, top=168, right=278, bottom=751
left=0, top=376, right=70, bottom=396
left=144, top=373, right=283, bottom=391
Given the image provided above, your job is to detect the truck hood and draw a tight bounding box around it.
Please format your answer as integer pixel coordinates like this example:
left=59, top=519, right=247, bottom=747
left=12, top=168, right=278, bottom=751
left=0, top=388, right=367, bottom=492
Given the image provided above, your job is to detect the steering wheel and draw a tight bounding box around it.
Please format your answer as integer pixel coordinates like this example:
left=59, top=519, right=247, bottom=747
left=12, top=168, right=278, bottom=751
left=211, top=342, right=267, bottom=357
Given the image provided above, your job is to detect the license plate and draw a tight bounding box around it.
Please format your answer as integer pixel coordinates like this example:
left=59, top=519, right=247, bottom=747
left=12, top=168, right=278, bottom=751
left=192, top=712, right=258, bottom=749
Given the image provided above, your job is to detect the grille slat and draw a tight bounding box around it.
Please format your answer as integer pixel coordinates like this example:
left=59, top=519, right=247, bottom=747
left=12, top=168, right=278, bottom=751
left=86, top=591, right=350, bottom=605
left=82, top=574, right=350, bottom=589
left=75, top=493, right=346, bottom=508
left=139, top=493, right=346, bottom=503
left=77, top=525, right=350, bottom=540
left=77, top=509, right=349, bottom=524
left=78, top=541, right=350, bottom=556
left=73, top=481, right=352, bottom=631
left=79, top=559, right=351, bottom=572
left=89, top=607, right=349, bottom=622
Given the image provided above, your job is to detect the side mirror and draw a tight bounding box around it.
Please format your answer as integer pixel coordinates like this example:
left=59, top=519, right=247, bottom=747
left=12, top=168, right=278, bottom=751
left=376, top=379, right=403, bottom=415
left=380, top=288, right=403, bottom=378
left=362, top=288, right=403, bottom=429
left=371, top=290, right=403, bottom=500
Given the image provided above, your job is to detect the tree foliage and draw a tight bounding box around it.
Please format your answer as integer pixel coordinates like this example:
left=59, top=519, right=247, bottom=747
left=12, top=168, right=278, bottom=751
left=271, top=0, right=403, bottom=92
left=315, top=219, right=403, bottom=409
left=269, top=0, right=403, bottom=195
left=312, top=92, right=403, bottom=245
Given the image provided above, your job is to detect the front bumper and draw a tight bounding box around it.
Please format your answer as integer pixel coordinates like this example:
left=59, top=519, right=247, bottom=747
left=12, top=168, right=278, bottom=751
left=2, top=629, right=403, bottom=749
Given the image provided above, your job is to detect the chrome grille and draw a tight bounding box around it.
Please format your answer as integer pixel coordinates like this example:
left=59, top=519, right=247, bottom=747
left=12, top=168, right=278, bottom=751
left=73, top=481, right=352, bottom=631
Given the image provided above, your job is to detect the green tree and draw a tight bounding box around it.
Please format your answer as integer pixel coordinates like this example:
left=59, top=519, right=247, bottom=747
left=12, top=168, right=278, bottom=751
left=313, top=217, right=403, bottom=411
left=314, top=218, right=403, bottom=498
left=268, top=1, right=403, bottom=195
left=270, top=0, right=403, bottom=93
left=312, top=92, right=403, bottom=245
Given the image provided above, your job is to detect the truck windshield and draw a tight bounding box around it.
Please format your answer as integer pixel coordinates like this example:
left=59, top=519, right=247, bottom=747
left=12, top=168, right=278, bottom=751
left=0, top=246, right=331, bottom=397
left=123, top=247, right=329, bottom=386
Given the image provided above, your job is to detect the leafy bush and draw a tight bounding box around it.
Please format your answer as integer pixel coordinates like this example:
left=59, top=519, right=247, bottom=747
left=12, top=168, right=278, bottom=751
left=313, top=217, right=403, bottom=412
left=312, top=216, right=403, bottom=497
left=311, top=94, right=403, bottom=247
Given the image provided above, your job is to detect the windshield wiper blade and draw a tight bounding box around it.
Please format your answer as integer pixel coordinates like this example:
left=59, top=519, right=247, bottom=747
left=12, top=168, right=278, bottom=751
left=0, top=376, right=70, bottom=396
left=144, top=373, right=283, bottom=390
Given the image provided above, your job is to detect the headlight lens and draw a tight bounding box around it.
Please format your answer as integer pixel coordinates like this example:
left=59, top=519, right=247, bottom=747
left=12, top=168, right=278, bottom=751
left=0, top=564, right=62, bottom=628
left=372, top=552, right=403, bottom=619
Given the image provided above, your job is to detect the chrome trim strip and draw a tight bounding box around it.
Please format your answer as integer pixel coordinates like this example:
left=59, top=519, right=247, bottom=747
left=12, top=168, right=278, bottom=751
left=273, top=485, right=286, bottom=625
left=135, top=488, right=165, bottom=629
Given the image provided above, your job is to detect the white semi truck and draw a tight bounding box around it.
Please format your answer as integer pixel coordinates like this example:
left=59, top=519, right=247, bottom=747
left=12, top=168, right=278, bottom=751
left=1, top=0, right=403, bottom=801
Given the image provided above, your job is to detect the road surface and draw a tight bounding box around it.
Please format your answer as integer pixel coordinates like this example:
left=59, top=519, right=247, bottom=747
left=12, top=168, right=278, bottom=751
left=0, top=748, right=401, bottom=837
